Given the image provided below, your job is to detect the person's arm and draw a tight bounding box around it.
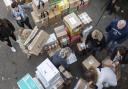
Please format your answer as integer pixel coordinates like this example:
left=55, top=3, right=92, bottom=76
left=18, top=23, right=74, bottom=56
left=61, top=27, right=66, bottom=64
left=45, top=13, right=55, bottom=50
left=4, top=19, right=15, bottom=32
left=85, top=32, right=92, bottom=43
left=100, top=36, right=106, bottom=49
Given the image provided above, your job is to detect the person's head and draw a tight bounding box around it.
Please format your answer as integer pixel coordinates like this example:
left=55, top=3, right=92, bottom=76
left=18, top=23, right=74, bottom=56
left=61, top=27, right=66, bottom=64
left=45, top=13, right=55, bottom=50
left=91, top=29, right=103, bottom=41
left=84, top=67, right=98, bottom=83
left=11, top=1, right=19, bottom=11
left=84, top=67, right=98, bottom=88
left=117, top=20, right=126, bottom=29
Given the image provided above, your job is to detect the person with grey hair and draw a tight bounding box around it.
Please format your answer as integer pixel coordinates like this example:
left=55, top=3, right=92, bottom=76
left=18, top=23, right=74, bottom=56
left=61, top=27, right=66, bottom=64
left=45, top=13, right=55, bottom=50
left=106, top=19, right=128, bottom=44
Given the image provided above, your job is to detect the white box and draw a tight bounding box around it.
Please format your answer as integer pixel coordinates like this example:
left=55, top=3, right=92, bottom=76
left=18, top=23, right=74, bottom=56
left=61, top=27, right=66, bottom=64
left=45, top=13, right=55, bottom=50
left=36, top=58, right=63, bottom=89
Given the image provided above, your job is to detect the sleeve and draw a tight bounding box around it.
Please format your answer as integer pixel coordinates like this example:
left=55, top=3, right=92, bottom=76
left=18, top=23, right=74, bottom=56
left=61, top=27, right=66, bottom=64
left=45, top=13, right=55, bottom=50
left=106, top=21, right=113, bottom=32
left=85, top=32, right=92, bottom=43
left=100, top=36, right=106, bottom=49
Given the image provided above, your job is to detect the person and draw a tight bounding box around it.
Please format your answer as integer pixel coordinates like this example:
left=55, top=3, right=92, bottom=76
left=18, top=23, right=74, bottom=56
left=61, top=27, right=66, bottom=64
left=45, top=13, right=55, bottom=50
left=85, top=67, right=117, bottom=89
left=51, top=47, right=77, bottom=70
left=106, top=19, right=128, bottom=50
left=84, top=29, right=106, bottom=55
left=106, top=0, right=118, bottom=15
left=11, top=1, right=32, bottom=29
left=110, top=45, right=128, bottom=64
left=0, top=18, right=16, bottom=52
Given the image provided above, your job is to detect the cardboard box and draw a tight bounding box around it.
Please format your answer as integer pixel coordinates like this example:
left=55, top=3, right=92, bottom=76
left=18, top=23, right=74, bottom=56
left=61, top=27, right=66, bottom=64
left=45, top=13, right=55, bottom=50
left=63, top=12, right=82, bottom=36
left=54, top=25, right=67, bottom=38
left=78, top=12, right=92, bottom=25
left=32, top=0, right=49, bottom=13
left=48, top=10, right=56, bottom=25
left=74, top=78, right=92, bottom=89
left=36, top=58, right=61, bottom=88
left=82, top=55, right=100, bottom=70
left=57, top=0, right=69, bottom=12
left=69, top=0, right=80, bottom=8
left=17, top=74, right=41, bottom=89
left=24, top=26, right=39, bottom=46
left=54, top=8, right=62, bottom=23
left=28, top=30, right=49, bottom=56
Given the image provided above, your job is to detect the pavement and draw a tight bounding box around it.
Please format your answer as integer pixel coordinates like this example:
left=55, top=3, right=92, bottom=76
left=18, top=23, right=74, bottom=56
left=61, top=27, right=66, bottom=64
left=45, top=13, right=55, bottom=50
left=0, top=0, right=128, bottom=89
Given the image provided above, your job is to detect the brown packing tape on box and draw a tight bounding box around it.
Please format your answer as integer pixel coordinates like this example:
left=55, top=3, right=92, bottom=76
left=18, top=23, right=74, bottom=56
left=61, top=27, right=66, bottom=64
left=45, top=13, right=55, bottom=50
left=28, top=30, right=49, bottom=56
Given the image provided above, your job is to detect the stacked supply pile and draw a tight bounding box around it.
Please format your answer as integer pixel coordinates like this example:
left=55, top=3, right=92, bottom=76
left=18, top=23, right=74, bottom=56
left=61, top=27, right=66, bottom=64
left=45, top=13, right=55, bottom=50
left=78, top=12, right=92, bottom=27
left=44, top=33, right=61, bottom=57
left=36, top=58, right=64, bottom=89
left=54, top=25, right=70, bottom=47
left=17, top=73, right=44, bottom=89
left=31, top=0, right=49, bottom=28
left=63, top=12, right=82, bottom=43
left=48, top=7, right=61, bottom=25
left=23, top=26, right=49, bottom=57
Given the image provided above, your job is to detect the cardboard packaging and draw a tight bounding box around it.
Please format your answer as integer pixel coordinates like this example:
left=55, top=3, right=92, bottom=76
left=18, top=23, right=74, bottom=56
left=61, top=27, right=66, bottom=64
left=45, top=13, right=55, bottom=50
left=74, top=78, right=92, bottom=89
left=78, top=12, right=92, bottom=25
left=17, top=74, right=41, bottom=89
left=31, top=11, right=42, bottom=28
left=36, top=58, right=62, bottom=89
left=54, top=25, right=67, bottom=39
left=54, top=25, right=70, bottom=46
left=32, top=0, right=49, bottom=13
left=82, top=55, right=100, bottom=70
left=28, top=30, right=49, bottom=56
left=54, top=7, right=61, bottom=23
left=63, top=12, right=82, bottom=36
left=24, top=26, right=39, bottom=46
left=48, top=10, right=56, bottom=25
left=57, top=0, right=69, bottom=12
left=69, top=0, right=80, bottom=8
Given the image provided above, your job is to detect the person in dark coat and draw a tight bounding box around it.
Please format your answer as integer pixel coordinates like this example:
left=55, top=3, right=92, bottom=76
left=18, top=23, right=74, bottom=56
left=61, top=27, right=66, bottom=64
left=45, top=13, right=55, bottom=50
left=106, top=19, right=128, bottom=44
left=110, top=45, right=128, bottom=64
left=106, top=0, right=118, bottom=15
left=0, top=18, right=16, bottom=52
left=106, top=19, right=128, bottom=51
left=85, top=29, right=106, bottom=55
left=11, top=1, right=32, bottom=29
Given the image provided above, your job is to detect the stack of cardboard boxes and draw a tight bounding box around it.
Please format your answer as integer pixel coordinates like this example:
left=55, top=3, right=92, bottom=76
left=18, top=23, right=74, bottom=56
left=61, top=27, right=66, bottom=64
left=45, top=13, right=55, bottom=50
left=48, top=7, right=61, bottom=25
left=54, top=25, right=70, bottom=47
left=63, top=12, right=82, bottom=43
left=44, top=33, right=61, bottom=57
left=36, top=58, right=64, bottom=89
left=78, top=12, right=92, bottom=27
left=31, top=0, right=49, bottom=28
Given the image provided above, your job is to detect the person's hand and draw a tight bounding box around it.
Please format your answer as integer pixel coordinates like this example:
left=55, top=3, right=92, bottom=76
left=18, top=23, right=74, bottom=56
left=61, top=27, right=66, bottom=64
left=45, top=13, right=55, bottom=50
left=16, top=16, right=21, bottom=20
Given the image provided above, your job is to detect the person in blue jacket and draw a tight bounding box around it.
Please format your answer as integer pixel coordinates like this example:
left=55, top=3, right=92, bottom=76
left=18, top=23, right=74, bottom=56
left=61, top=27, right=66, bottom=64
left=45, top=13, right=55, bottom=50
left=106, top=19, right=128, bottom=45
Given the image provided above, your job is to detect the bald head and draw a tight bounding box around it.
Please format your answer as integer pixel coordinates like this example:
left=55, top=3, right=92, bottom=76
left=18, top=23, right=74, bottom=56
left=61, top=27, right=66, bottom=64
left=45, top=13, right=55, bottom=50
left=117, top=20, right=126, bottom=29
